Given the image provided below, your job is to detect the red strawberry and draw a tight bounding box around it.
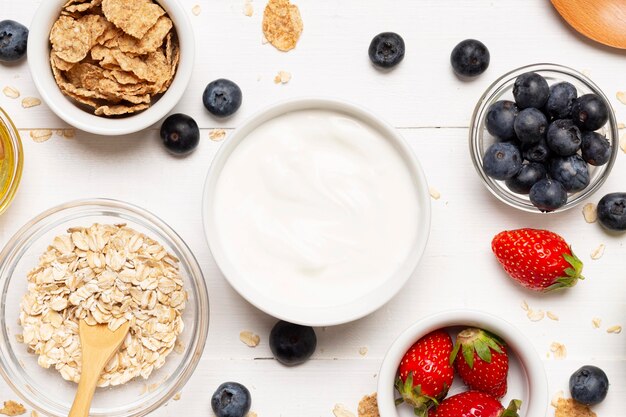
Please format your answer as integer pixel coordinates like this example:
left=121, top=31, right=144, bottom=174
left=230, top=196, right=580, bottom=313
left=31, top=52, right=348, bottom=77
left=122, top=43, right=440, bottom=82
left=396, top=330, right=455, bottom=417
left=428, top=391, right=521, bottom=417
left=450, top=328, right=509, bottom=399
left=491, top=228, right=584, bottom=291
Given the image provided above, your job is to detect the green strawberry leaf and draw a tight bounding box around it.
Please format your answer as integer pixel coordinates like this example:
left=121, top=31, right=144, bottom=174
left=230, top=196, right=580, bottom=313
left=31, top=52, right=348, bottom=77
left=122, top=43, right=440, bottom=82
left=462, top=343, right=474, bottom=369
left=501, top=399, right=522, bottom=417
left=474, top=338, right=492, bottom=363
left=449, top=342, right=461, bottom=366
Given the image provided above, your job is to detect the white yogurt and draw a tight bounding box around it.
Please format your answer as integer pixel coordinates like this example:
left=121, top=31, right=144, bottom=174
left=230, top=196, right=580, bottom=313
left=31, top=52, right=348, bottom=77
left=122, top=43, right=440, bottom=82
left=213, top=110, right=420, bottom=308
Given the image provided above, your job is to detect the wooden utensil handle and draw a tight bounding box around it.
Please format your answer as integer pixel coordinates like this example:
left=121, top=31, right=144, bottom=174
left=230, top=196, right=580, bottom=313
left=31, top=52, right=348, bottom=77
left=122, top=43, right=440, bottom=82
left=68, top=354, right=109, bottom=417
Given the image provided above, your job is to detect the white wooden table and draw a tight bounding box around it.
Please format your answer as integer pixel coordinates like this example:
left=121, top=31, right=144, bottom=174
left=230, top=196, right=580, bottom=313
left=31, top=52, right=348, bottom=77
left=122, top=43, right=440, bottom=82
left=1, top=0, right=625, bottom=416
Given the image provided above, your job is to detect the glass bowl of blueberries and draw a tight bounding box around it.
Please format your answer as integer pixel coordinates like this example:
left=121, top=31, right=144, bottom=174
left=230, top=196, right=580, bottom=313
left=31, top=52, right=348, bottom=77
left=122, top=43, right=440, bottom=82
left=469, top=63, right=619, bottom=213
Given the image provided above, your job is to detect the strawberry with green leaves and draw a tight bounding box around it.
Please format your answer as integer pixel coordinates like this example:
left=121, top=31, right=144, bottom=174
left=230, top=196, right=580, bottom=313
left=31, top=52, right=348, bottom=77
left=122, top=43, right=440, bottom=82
left=396, top=330, right=455, bottom=417
left=428, top=391, right=521, bottom=417
left=450, top=328, right=509, bottom=399
left=491, top=228, right=584, bottom=292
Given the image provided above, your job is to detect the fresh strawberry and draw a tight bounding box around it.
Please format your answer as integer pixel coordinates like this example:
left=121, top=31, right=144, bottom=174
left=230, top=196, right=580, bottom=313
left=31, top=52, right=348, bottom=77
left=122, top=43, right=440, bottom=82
left=428, top=391, right=521, bottom=417
left=396, top=330, right=455, bottom=417
left=491, top=228, right=584, bottom=291
left=450, top=328, right=509, bottom=399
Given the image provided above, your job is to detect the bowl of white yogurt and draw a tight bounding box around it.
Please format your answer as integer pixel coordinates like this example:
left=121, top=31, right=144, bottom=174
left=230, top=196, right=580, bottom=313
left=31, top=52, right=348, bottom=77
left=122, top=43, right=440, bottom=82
left=203, top=98, right=431, bottom=326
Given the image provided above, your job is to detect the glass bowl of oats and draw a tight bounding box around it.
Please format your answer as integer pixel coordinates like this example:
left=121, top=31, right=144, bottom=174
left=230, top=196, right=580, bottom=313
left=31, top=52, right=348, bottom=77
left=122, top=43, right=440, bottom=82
left=0, top=199, right=209, bottom=417
left=27, top=0, right=194, bottom=136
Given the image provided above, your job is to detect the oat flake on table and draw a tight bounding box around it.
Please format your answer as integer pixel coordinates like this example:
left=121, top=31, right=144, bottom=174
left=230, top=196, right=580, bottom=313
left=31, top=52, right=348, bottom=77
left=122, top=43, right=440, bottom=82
left=607, top=325, right=622, bottom=334
left=191, top=4, right=201, bottom=16
left=592, top=317, right=602, bottom=329
left=239, top=330, right=260, bottom=347
left=590, top=243, right=605, bottom=260
left=274, top=70, right=291, bottom=84
left=29, top=129, right=53, bottom=143
left=333, top=404, right=355, bottom=417
left=582, top=203, right=597, bottom=223
left=617, top=91, right=626, bottom=105
left=18, top=223, right=186, bottom=387
left=209, top=129, right=227, bottom=141
left=244, top=0, right=254, bottom=16
left=2, top=86, right=20, bottom=99
left=21, top=97, right=41, bottom=108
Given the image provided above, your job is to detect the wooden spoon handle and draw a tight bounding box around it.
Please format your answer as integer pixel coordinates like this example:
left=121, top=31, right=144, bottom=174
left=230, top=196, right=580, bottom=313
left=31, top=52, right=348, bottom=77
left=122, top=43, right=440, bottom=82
left=68, top=354, right=109, bottom=417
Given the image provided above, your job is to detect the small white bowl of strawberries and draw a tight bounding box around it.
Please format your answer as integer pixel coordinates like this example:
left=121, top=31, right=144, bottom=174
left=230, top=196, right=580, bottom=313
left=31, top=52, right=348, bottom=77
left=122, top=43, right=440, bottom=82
left=377, top=310, right=548, bottom=417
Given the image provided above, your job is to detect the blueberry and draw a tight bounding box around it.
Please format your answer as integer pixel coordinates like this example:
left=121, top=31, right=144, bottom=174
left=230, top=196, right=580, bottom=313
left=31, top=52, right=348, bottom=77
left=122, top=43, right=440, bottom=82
left=160, top=113, right=199, bottom=155
left=486, top=100, right=519, bottom=141
left=0, top=20, right=28, bottom=62
left=545, top=82, right=577, bottom=119
left=546, top=119, right=582, bottom=156
left=482, top=142, right=522, bottom=180
left=571, top=94, right=609, bottom=131
left=569, top=365, right=609, bottom=406
left=211, top=382, right=251, bottom=417
left=529, top=179, right=568, bottom=212
left=522, top=138, right=552, bottom=164
left=549, top=155, right=590, bottom=193
left=203, top=79, right=242, bottom=117
left=368, top=32, right=405, bottom=69
left=581, top=131, right=611, bottom=166
left=514, top=108, right=548, bottom=145
left=597, top=193, right=626, bottom=232
left=505, top=162, right=547, bottom=194
left=450, top=39, right=490, bottom=77
left=513, top=72, right=550, bottom=109
left=269, top=321, right=317, bottom=366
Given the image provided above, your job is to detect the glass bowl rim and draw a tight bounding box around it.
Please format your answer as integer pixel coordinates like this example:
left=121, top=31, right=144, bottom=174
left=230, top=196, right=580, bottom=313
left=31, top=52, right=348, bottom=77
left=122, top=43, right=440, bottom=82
left=0, top=198, right=209, bottom=417
left=0, top=106, right=24, bottom=215
left=469, top=63, right=619, bottom=214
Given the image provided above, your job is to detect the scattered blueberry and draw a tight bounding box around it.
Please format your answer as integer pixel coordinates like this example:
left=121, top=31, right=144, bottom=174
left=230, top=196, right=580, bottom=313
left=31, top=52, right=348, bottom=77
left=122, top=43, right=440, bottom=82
left=203, top=79, right=242, bottom=117
left=505, top=162, right=547, bottom=194
left=211, top=382, right=251, bottom=417
left=546, top=119, right=582, bottom=156
left=545, top=82, right=577, bottom=119
left=549, top=155, right=590, bottom=193
left=450, top=39, right=490, bottom=77
left=581, top=131, right=611, bottom=166
left=368, top=32, right=405, bottom=69
left=522, top=138, right=551, bottom=164
left=513, top=108, right=548, bottom=145
left=597, top=193, right=626, bottom=232
left=571, top=94, right=609, bottom=131
left=569, top=365, right=609, bottom=406
left=513, top=72, right=550, bottom=109
left=482, top=142, right=522, bottom=180
left=486, top=100, right=519, bottom=141
left=0, top=20, right=28, bottom=62
left=160, top=113, right=200, bottom=155
left=269, top=321, right=317, bottom=366
left=529, top=179, right=568, bottom=212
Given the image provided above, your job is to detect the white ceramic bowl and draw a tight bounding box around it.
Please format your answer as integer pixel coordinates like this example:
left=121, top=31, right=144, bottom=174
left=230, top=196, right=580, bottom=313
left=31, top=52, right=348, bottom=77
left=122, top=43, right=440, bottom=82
left=27, top=0, right=194, bottom=136
left=202, top=98, right=431, bottom=326
left=378, top=310, right=548, bottom=417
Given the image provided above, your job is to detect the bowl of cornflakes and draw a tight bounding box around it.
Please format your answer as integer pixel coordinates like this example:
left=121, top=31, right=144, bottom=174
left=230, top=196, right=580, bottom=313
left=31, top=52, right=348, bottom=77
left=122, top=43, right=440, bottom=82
left=27, top=0, right=194, bottom=136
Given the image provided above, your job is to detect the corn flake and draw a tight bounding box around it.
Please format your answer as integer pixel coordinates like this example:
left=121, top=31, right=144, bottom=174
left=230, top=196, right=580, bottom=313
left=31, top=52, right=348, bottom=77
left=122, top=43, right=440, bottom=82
left=102, top=0, right=165, bottom=39
left=262, top=0, right=303, bottom=52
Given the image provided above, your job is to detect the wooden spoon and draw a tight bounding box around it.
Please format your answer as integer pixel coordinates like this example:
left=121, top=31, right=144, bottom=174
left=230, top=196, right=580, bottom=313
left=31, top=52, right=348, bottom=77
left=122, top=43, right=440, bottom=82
left=69, top=320, right=130, bottom=417
left=551, top=0, right=626, bottom=49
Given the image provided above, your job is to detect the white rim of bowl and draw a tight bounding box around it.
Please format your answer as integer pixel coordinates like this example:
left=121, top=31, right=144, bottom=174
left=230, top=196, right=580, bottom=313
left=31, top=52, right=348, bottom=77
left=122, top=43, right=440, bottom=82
left=377, top=310, right=548, bottom=417
left=27, top=0, right=194, bottom=136
left=468, top=63, right=619, bottom=214
left=202, top=97, right=432, bottom=326
left=0, top=198, right=209, bottom=417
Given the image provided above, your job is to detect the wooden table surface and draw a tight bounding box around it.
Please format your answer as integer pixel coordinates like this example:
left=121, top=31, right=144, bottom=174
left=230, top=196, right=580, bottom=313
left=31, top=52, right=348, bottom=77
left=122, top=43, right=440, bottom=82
left=0, top=0, right=624, bottom=416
